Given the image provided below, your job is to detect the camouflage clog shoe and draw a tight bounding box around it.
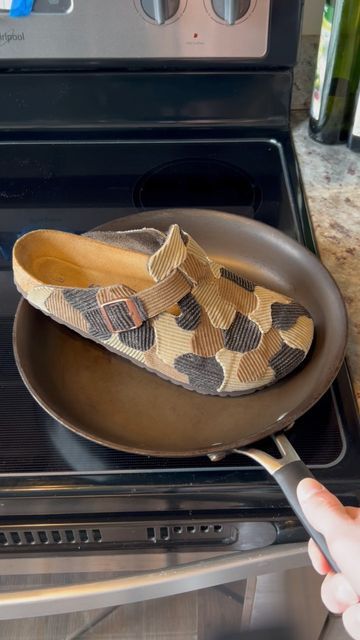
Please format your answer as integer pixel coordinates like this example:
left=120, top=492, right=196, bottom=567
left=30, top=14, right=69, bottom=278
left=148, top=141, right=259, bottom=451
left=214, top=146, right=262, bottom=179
left=12, top=224, right=314, bottom=396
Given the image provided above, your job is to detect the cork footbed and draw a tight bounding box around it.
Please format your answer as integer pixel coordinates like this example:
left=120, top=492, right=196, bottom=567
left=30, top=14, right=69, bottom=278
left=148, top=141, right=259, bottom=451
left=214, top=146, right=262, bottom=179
left=13, top=229, right=154, bottom=294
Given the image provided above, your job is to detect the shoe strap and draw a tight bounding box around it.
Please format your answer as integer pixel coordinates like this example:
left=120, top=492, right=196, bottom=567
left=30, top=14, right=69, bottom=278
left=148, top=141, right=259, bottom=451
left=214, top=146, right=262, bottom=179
left=98, top=269, right=192, bottom=333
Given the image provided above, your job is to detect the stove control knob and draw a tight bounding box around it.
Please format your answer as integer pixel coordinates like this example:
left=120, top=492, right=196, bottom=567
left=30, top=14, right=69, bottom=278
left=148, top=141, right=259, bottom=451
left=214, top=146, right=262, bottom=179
left=140, top=0, right=180, bottom=24
left=211, top=0, right=251, bottom=24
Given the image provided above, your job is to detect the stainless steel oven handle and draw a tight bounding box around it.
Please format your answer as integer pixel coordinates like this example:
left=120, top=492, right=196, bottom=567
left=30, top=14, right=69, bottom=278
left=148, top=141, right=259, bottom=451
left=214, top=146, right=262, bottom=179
left=0, top=543, right=308, bottom=620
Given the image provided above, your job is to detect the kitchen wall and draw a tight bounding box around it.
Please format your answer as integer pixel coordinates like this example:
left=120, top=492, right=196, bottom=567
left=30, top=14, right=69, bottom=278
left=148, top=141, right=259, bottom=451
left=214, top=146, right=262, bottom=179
left=302, top=0, right=324, bottom=34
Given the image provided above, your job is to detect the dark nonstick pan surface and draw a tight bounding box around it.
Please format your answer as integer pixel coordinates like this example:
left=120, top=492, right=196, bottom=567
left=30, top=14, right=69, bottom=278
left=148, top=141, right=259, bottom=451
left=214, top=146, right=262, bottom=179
left=13, top=209, right=347, bottom=458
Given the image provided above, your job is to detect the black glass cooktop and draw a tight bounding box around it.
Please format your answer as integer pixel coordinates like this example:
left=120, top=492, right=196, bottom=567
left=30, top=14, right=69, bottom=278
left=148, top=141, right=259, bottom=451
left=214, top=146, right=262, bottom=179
left=0, top=135, right=359, bottom=493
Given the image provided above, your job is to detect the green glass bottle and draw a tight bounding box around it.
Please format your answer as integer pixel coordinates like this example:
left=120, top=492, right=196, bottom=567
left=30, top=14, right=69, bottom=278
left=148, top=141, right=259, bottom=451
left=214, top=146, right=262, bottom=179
left=309, top=0, right=360, bottom=145
left=348, top=80, right=360, bottom=152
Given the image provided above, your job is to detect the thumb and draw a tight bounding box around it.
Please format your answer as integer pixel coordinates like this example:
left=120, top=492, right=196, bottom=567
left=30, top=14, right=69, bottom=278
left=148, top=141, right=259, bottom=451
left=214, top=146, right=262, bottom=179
left=297, top=478, right=350, bottom=538
left=297, top=478, right=360, bottom=593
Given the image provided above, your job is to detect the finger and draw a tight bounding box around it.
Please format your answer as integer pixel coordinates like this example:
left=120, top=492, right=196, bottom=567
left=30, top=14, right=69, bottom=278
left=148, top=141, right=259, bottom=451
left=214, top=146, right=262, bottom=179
left=343, top=603, right=360, bottom=640
left=307, top=508, right=359, bottom=575
left=297, top=479, right=360, bottom=590
left=321, top=573, right=359, bottom=615
left=297, top=479, right=350, bottom=538
left=308, top=538, right=331, bottom=575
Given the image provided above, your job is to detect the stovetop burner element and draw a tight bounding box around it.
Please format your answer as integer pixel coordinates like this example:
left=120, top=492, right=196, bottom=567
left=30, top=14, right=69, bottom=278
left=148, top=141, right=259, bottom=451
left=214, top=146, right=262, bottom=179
left=134, top=159, right=259, bottom=211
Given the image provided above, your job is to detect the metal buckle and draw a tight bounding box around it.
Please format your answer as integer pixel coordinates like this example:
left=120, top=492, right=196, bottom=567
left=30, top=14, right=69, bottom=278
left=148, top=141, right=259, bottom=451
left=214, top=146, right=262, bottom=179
left=99, top=297, right=143, bottom=333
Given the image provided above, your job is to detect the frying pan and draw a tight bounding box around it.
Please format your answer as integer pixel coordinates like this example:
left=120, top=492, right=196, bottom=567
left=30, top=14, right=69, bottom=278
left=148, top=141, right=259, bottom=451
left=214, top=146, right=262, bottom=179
left=13, top=209, right=348, bottom=571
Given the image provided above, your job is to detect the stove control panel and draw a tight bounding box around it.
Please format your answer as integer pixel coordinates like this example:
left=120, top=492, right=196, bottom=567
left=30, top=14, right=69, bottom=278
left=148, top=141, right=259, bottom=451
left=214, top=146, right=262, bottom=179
left=0, top=0, right=270, bottom=61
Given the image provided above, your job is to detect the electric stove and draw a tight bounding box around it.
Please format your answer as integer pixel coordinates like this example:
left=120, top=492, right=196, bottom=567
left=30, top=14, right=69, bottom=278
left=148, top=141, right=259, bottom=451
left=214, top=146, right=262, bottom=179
left=0, top=0, right=359, bottom=556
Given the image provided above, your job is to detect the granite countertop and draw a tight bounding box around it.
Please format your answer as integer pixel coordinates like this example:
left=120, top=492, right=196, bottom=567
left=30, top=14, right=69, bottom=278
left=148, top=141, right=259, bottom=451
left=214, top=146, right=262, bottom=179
left=292, top=112, right=360, bottom=410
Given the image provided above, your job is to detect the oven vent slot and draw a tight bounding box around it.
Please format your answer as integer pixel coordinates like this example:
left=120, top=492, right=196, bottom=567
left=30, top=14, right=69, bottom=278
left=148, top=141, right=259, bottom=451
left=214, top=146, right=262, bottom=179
left=0, top=528, right=103, bottom=546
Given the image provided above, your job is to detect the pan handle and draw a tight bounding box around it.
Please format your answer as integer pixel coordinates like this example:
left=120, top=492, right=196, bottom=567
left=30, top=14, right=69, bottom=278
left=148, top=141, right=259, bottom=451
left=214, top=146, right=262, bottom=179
left=234, top=435, right=339, bottom=574
left=272, top=461, right=339, bottom=573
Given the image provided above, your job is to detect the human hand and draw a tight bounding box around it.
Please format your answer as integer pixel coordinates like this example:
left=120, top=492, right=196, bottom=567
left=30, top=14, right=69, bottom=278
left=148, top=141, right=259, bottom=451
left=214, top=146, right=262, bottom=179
left=297, top=478, right=360, bottom=640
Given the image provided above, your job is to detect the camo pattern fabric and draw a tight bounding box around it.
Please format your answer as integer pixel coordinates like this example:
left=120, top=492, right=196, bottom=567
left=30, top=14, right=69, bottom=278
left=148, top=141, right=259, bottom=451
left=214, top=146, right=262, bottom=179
left=26, top=224, right=314, bottom=395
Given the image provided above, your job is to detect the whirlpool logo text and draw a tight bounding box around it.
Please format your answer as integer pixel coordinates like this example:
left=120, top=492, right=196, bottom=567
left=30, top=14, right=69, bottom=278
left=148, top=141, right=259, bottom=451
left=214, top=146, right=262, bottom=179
left=0, top=30, right=25, bottom=46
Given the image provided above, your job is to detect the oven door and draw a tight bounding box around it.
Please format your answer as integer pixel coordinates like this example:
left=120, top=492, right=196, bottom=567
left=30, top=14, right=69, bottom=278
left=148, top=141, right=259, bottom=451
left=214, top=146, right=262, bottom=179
left=0, top=543, right=333, bottom=639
